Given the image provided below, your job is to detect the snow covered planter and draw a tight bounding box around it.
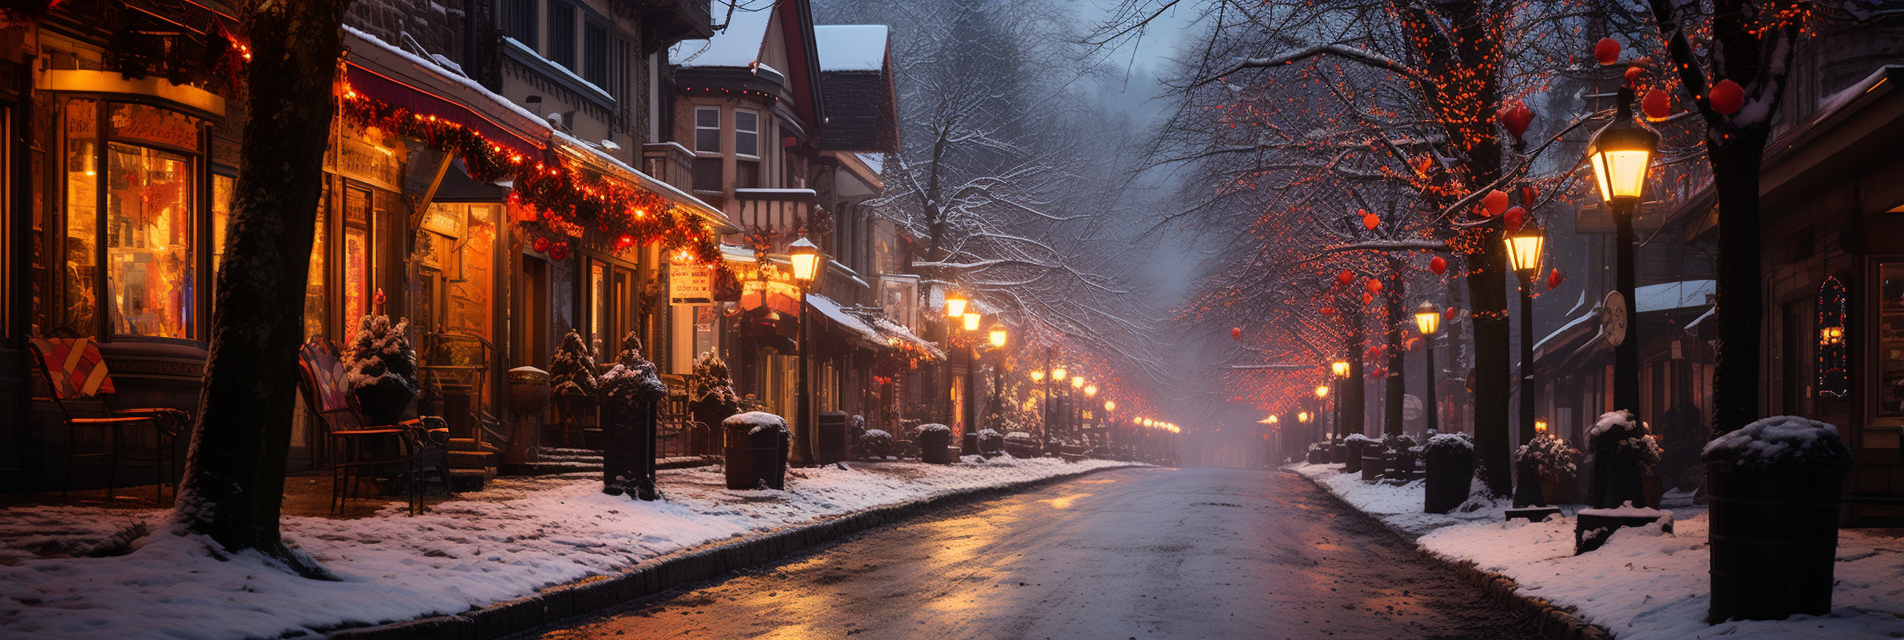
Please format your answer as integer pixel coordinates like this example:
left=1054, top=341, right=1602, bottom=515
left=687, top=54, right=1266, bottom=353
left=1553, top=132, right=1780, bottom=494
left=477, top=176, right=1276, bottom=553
left=1703, top=416, right=1855, bottom=624
left=1002, top=431, right=1038, bottom=458
left=1587, top=410, right=1659, bottom=508
left=858, top=429, right=894, bottom=460
left=598, top=333, right=668, bottom=500
left=344, top=313, right=418, bottom=425
left=1516, top=432, right=1582, bottom=505
left=722, top=412, right=788, bottom=490
left=688, top=351, right=740, bottom=456
left=977, top=429, right=1005, bottom=456
left=548, top=330, right=600, bottom=447
left=917, top=423, right=953, bottom=464
left=1422, top=433, right=1475, bottom=514
left=1342, top=433, right=1378, bottom=474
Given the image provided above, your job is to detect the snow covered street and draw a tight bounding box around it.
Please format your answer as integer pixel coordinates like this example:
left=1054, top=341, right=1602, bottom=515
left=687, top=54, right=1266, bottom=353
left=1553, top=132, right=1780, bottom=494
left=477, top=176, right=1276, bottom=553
left=1296, top=463, right=1904, bottom=639
left=0, top=457, right=1135, bottom=639
left=520, top=467, right=1543, bottom=640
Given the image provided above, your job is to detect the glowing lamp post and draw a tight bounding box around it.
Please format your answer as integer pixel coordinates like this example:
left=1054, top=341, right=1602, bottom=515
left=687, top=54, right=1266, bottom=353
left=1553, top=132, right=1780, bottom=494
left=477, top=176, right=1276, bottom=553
left=1414, top=301, right=1442, bottom=434
left=1588, top=87, right=1658, bottom=416
left=989, top=325, right=1008, bottom=348
left=788, top=237, right=821, bottom=464
left=945, top=290, right=968, bottom=319
left=1505, top=218, right=1546, bottom=446
left=962, top=311, right=981, bottom=332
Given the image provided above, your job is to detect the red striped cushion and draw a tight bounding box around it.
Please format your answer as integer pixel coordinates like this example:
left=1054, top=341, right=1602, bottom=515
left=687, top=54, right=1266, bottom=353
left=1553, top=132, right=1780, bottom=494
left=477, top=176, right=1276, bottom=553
left=30, top=337, right=115, bottom=400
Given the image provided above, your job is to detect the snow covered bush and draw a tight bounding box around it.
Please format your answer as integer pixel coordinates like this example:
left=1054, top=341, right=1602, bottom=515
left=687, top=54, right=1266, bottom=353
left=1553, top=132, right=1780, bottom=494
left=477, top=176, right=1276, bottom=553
left=860, top=429, right=894, bottom=459
left=1589, top=410, right=1660, bottom=471
left=598, top=332, right=667, bottom=411
left=1515, top=432, right=1582, bottom=482
left=344, top=313, right=417, bottom=423
left=1423, top=432, right=1474, bottom=455
left=690, top=350, right=739, bottom=408
left=1343, top=433, right=1377, bottom=446
left=1382, top=433, right=1417, bottom=452
left=1703, top=415, right=1854, bottom=475
left=548, top=329, right=599, bottom=398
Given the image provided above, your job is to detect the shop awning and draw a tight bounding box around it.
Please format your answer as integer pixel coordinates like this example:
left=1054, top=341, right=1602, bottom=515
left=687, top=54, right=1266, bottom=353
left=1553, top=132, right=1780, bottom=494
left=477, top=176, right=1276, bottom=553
left=806, top=294, right=887, bottom=350
left=869, top=317, right=945, bottom=362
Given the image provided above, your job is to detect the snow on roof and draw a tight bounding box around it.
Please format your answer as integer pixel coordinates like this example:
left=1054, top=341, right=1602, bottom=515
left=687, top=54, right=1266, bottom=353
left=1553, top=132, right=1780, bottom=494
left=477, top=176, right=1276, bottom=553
left=814, top=25, right=888, bottom=72
left=1534, top=309, right=1599, bottom=355
left=870, top=316, right=946, bottom=360
left=857, top=153, right=884, bottom=173
left=670, top=3, right=776, bottom=68
left=1814, top=65, right=1902, bottom=123
left=806, top=293, right=886, bottom=347
left=1636, top=280, right=1715, bottom=313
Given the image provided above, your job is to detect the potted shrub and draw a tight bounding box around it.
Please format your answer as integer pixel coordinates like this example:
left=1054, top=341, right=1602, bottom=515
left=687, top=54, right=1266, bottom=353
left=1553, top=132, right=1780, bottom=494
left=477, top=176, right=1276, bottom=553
left=1516, top=432, right=1582, bottom=505
left=859, top=428, right=894, bottom=460
left=1343, top=433, right=1377, bottom=473
left=1704, top=416, right=1854, bottom=623
left=688, top=351, right=741, bottom=455
left=1422, top=432, right=1475, bottom=514
left=548, top=329, right=599, bottom=446
left=598, top=332, right=668, bottom=500
left=1588, top=411, right=1660, bottom=508
left=344, top=312, right=418, bottom=426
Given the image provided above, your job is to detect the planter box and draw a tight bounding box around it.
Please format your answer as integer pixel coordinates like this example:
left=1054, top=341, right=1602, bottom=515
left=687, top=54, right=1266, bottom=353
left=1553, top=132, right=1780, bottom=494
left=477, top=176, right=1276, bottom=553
left=1707, top=466, right=1842, bottom=622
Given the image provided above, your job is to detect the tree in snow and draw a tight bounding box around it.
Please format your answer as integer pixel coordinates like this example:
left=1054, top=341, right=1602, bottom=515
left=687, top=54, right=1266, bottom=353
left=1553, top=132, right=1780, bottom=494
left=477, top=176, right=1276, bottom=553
left=549, top=329, right=601, bottom=399
left=173, top=0, right=357, bottom=577
left=342, top=309, right=418, bottom=424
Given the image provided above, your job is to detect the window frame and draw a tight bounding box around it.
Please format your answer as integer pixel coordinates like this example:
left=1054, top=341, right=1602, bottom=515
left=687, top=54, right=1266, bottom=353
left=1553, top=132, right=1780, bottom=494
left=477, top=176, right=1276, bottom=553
left=545, top=0, right=577, bottom=71
left=500, top=0, right=538, bottom=50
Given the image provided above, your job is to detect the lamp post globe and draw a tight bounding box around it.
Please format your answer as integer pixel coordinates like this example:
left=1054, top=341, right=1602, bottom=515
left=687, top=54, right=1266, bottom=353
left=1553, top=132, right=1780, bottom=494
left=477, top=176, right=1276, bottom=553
left=962, top=311, right=981, bottom=332
left=1332, top=360, right=1350, bottom=378
left=788, top=237, right=821, bottom=282
left=1315, top=384, right=1329, bottom=399
left=989, top=324, right=1007, bottom=348
left=945, top=289, right=968, bottom=319
left=1414, top=301, right=1441, bottom=336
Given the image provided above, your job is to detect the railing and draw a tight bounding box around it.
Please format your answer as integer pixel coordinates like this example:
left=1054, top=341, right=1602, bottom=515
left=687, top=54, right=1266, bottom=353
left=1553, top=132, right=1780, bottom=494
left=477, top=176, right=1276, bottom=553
left=733, top=188, right=817, bottom=241
left=641, top=142, right=695, bottom=194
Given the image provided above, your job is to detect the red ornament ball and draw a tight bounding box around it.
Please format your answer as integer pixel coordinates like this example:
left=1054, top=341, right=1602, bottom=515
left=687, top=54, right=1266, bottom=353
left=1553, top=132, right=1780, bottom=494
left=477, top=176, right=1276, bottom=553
left=1710, top=78, right=1744, bottom=115
left=1366, top=278, right=1383, bottom=294
left=1362, top=213, right=1380, bottom=230
left=1482, top=190, right=1510, bottom=217
left=1643, top=89, right=1672, bottom=120
left=1320, top=306, right=1337, bottom=316
left=1361, top=292, right=1374, bottom=305
left=1443, top=307, right=1457, bottom=321
left=1547, top=268, right=1565, bottom=291
left=1337, top=270, right=1355, bottom=285
left=1231, top=327, right=1242, bottom=341
left=1504, top=206, right=1528, bottom=233
left=533, top=237, right=550, bottom=253
left=1594, top=37, right=1621, bottom=65
left=1499, top=100, right=1534, bottom=140
left=1429, top=256, right=1447, bottom=275
left=550, top=246, right=569, bottom=261
left=1623, top=66, right=1644, bottom=85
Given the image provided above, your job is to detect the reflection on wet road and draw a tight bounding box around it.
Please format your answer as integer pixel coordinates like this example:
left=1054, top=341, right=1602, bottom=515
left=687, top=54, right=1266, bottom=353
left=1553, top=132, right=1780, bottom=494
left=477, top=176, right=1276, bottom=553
left=519, top=467, right=1541, bottom=639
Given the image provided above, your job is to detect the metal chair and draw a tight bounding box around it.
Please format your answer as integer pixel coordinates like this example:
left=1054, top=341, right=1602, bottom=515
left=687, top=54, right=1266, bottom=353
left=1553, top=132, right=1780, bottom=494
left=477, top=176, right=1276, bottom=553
left=26, top=337, right=189, bottom=503
left=295, top=337, right=446, bottom=514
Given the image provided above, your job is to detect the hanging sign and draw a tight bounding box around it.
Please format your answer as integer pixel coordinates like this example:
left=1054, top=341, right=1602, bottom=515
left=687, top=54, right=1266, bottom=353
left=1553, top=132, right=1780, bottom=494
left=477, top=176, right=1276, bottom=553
left=669, top=262, right=714, bottom=305
left=1602, top=291, right=1629, bottom=347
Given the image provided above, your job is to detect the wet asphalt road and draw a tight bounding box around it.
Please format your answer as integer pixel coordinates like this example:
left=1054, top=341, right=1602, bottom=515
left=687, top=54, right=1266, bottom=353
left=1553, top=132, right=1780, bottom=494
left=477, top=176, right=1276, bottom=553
left=516, top=467, right=1542, bottom=640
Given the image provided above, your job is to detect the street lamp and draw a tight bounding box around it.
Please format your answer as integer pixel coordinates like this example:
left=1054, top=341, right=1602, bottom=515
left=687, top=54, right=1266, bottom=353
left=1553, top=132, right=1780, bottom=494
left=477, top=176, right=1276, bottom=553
left=1414, top=301, right=1442, bottom=434
left=1105, top=400, right=1115, bottom=411
left=962, top=311, right=981, bottom=332
left=1052, top=367, right=1067, bottom=382
left=1332, top=360, right=1350, bottom=378
left=1588, top=86, right=1657, bottom=415
left=1085, top=384, right=1098, bottom=398
left=1505, top=217, right=1545, bottom=446
left=1314, top=384, right=1329, bottom=399
left=989, top=324, right=1008, bottom=348
left=788, top=237, right=821, bottom=464
left=945, top=289, right=968, bottom=318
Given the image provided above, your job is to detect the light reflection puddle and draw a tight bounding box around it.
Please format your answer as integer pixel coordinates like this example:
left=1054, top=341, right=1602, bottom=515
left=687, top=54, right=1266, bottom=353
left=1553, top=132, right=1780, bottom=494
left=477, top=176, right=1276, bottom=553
left=1041, top=493, right=1093, bottom=509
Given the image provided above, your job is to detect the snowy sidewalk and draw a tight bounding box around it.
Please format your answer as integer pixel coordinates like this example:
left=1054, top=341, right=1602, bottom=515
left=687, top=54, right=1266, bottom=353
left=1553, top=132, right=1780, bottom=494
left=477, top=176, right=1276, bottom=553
left=1293, top=463, right=1904, bottom=640
left=0, top=456, right=1138, bottom=639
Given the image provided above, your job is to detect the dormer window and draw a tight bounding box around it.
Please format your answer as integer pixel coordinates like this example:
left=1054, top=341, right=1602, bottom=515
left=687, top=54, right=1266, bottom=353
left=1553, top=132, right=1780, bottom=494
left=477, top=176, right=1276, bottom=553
left=736, top=109, right=760, bottom=189
left=692, top=107, right=722, bottom=192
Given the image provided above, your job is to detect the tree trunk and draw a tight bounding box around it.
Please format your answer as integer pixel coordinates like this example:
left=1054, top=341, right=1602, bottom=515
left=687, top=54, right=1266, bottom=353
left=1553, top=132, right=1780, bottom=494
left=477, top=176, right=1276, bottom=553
left=1385, top=257, right=1406, bottom=437
left=173, top=0, right=354, bottom=576
left=1709, top=130, right=1767, bottom=434
left=1343, top=300, right=1366, bottom=437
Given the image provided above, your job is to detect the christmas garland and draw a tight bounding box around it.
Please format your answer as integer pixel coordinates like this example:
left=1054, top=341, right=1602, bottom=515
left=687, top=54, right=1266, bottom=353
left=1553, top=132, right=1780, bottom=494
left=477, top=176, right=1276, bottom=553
left=337, top=85, right=726, bottom=268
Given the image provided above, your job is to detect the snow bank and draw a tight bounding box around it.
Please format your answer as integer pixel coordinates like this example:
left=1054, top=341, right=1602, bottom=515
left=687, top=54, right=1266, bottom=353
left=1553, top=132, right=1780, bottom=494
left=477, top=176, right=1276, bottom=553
left=1702, top=415, right=1854, bottom=472
left=0, top=459, right=1141, bottom=639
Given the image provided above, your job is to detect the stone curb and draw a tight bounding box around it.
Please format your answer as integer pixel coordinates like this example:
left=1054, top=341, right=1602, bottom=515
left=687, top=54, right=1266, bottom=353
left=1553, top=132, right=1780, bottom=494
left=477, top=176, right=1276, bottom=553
left=327, top=462, right=1138, bottom=640
left=1287, top=469, right=1614, bottom=640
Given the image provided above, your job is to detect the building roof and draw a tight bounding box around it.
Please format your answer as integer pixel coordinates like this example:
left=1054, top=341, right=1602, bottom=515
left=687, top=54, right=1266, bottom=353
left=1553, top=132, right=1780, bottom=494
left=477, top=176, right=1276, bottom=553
left=669, top=4, right=776, bottom=68
left=813, top=25, right=888, bottom=71
left=1636, top=280, right=1715, bottom=313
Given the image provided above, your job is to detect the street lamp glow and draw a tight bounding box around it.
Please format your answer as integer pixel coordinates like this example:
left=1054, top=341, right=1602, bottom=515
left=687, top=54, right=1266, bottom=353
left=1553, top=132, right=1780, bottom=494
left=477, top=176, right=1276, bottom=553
left=962, top=311, right=981, bottom=331
left=1030, top=370, right=1045, bottom=382
left=1332, top=360, right=1350, bottom=378
left=1315, top=384, right=1329, bottom=399
left=788, top=237, right=821, bottom=282
left=1071, top=375, right=1084, bottom=389
left=1052, top=367, right=1068, bottom=382
left=1505, top=219, right=1546, bottom=276
left=1104, top=400, right=1116, bottom=411
left=1587, top=94, right=1659, bottom=205
left=989, top=324, right=1008, bottom=347
left=1298, top=411, right=1310, bottom=423
left=945, top=290, right=968, bottom=318
left=1414, top=301, right=1441, bottom=336
left=1266, top=415, right=1278, bottom=424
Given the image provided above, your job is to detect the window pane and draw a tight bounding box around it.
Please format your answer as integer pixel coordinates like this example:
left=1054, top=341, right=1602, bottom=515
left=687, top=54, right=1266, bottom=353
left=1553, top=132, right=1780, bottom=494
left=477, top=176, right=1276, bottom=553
left=501, top=0, right=537, bottom=48
left=105, top=143, right=195, bottom=339
left=591, top=261, right=606, bottom=357
left=736, top=111, right=757, bottom=133
left=305, top=181, right=328, bottom=339
left=692, top=157, right=723, bottom=192
left=696, top=108, right=719, bottom=128
left=696, top=129, right=721, bottom=153
left=62, top=98, right=99, bottom=338
left=584, top=21, right=610, bottom=89
left=547, top=1, right=576, bottom=69
left=212, top=173, right=232, bottom=276
left=737, top=160, right=759, bottom=189
left=736, top=131, right=757, bottom=157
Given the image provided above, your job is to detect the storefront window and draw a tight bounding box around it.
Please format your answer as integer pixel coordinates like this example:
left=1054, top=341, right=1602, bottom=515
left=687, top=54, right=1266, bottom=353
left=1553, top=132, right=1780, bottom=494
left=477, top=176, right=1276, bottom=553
left=305, top=181, right=329, bottom=339
left=61, top=98, right=99, bottom=337
left=105, top=142, right=195, bottom=339
left=1878, top=264, right=1904, bottom=417
left=443, top=203, right=495, bottom=342
left=591, top=261, right=609, bottom=357
left=1819, top=277, right=1848, bottom=398
left=343, top=186, right=371, bottom=340
left=211, top=173, right=232, bottom=274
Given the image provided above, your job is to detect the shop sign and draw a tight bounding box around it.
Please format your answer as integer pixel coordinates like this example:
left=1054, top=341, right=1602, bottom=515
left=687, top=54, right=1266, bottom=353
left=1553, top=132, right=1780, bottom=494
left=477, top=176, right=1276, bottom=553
left=670, top=262, right=714, bottom=306
left=420, top=203, right=464, bottom=238
left=111, top=103, right=199, bottom=151
left=337, top=124, right=403, bottom=190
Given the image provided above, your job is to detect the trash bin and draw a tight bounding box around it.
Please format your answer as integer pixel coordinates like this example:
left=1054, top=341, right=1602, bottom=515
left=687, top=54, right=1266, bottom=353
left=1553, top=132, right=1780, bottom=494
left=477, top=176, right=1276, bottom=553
left=816, top=411, right=848, bottom=464
left=1423, top=434, right=1475, bottom=514
left=919, top=424, right=953, bottom=464
left=1361, top=450, right=1387, bottom=482
left=723, top=412, right=788, bottom=490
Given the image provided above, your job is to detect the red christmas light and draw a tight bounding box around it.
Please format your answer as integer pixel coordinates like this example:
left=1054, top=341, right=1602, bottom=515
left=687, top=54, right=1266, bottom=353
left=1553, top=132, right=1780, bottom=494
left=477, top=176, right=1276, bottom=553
left=1643, top=89, right=1672, bottom=120
left=1595, top=37, right=1621, bottom=65
left=1499, top=100, right=1533, bottom=141
left=1482, top=190, right=1509, bottom=217
left=1710, top=79, right=1744, bottom=115
left=1429, top=256, right=1447, bottom=275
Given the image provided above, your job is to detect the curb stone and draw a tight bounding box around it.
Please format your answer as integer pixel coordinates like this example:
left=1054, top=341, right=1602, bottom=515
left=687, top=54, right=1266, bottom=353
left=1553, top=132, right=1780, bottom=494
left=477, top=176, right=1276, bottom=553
left=1288, top=469, right=1614, bottom=640
left=326, top=463, right=1141, bottom=640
